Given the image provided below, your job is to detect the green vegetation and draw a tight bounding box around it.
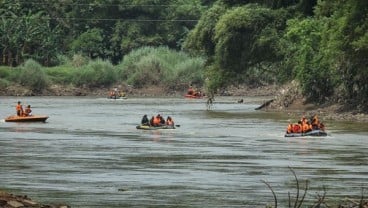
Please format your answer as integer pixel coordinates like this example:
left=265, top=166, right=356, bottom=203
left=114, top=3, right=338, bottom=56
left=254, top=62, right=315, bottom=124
left=19, top=59, right=48, bottom=92
left=117, top=46, right=205, bottom=89
left=185, top=0, right=368, bottom=110
left=0, top=0, right=367, bottom=110
left=0, top=48, right=205, bottom=91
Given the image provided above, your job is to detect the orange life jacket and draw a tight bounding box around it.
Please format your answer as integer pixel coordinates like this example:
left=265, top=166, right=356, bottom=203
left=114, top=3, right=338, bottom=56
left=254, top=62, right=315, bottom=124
left=16, top=104, right=22, bottom=111
left=302, top=123, right=310, bottom=132
left=293, top=124, right=301, bottom=133
left=287, top=124, right=293, bottom=133
left=153, top=116, right=161, bottom=125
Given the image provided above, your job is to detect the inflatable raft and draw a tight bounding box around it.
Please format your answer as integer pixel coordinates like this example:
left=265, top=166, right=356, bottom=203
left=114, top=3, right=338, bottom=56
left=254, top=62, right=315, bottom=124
left=184, top=94, right=204, bottom=99
left=284, top=129, right=327, bottom=137
left=136, top=125, right=176, bottom=130
left=5, top=115, right=49, bottom=122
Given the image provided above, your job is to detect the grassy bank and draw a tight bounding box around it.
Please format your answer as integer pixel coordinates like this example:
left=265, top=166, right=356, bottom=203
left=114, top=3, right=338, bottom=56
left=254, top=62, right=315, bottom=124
left=0, top=47, right=205, bottom=96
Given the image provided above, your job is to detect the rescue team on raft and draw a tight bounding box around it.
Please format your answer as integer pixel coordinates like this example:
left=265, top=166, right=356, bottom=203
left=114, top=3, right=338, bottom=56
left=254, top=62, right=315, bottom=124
left=14, top=100, right=327, bottom=135
left=286, top=114, right=325, bottom=134
left=15, top=101, right=33, bottom=117
left=140, top=114, right=175, bottom=127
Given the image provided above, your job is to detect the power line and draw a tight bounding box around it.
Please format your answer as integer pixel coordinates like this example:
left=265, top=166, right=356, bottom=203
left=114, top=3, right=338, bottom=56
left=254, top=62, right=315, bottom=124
left=1, top=16, right=199, bottom=22
left=2, top=2, right=198, bottom=7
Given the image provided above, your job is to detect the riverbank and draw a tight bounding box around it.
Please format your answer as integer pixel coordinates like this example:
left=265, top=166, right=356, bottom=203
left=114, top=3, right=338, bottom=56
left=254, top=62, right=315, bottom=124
left=1, top=83, right=367, bottom=123
left=0, top=190, right=69, bottom=208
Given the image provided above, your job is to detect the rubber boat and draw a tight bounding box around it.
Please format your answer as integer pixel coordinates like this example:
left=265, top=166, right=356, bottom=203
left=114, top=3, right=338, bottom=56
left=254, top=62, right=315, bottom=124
left=184, top=94, right=204, bottom=99
left=284, top=129, right=327, bottom=137
left=5, top=115, right=49, bottom=122
left=136, top=125, right=176, bottom=130
left=108, top=96, right=127, bottom=100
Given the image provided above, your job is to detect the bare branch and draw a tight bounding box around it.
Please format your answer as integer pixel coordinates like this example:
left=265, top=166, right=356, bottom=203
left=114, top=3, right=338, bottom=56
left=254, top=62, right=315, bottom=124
left=288, top=166, right=299, bottom=208
left=262, top=179, right=278, bottom=208
left=297, top=179, right=309, bottom=208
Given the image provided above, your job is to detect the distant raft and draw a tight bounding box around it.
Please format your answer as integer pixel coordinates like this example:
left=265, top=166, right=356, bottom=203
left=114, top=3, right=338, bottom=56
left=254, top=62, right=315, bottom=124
left=5, top=115, right=49, bottom=122
left=284, top=129, right=327, bottom=137
left=136, top=125, right=176, bottom=130
left=184, top=94, right=204, bottom=99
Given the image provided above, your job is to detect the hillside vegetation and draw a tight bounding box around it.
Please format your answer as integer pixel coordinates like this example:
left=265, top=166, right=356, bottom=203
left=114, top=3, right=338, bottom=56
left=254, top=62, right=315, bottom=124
left=0, top=0, right=367, bottom=111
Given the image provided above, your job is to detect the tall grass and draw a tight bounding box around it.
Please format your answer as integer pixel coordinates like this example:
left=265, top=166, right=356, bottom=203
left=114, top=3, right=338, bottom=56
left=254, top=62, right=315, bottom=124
left=118, top=46, right=205, bottom=89
left=44, top=66, right=77, bottom=84
left=0, top=48, right=205, bottom=93
left=19, top=59, right=48, bottom=92
left=73, top=59, right=117, bottom=88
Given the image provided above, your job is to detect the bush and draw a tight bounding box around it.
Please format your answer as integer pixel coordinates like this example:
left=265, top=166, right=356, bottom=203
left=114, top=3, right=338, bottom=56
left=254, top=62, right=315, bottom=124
left=0, top=78, right=9, bottom=89
left=19, top=59, right=48, bottom=92
left=72, top=54, right=88, bottom=67
left=44, top=66, right=77, bottom=84
left=73, top=59, right=117, bottom=87
left=118, top=46, right=205, bottom=89
left=0, top=66, right=11, bottom=79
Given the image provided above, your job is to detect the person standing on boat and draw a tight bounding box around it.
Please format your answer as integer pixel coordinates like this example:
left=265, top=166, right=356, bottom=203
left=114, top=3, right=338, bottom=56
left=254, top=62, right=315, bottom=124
left=24, top=105, right=32, bottom=116
left=141, top=114, right=150, bottom=126
left=16, top=101, right=24, bottom=116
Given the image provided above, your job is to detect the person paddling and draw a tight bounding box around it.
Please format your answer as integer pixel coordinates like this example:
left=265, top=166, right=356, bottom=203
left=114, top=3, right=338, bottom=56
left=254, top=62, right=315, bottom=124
left=24, top=105, right=32, bottom=116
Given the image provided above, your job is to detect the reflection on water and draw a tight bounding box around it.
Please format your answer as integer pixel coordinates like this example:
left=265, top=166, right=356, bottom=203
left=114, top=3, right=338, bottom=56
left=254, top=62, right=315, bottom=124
left=0, top=96, right=367, bottom=207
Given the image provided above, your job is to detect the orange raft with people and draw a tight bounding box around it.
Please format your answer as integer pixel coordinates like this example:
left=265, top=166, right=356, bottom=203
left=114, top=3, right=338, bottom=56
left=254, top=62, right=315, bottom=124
left=136, top=125, right=176, bottom=130
left=284, top=114, right=327, bottom=137
left=184, top=87, right=205, bottom=99
left=5, top=115, right=49, bottom=122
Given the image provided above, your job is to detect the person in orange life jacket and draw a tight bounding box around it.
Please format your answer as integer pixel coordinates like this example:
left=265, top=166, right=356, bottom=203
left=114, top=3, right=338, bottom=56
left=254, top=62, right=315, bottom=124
left=300, top=114, right=308, bottom=125
left=16, top=101, right=24, bottom=116
left=152, top=114, right=162, bottom=126
left=24, top=105, right=32, bottom=116
left=302, top=121, right=312, bottom=133
left=293, top=121, right=302, bottom=133
left=286, top=123, right=293, bottom=133
left=166, top=116, right=174, bottom=126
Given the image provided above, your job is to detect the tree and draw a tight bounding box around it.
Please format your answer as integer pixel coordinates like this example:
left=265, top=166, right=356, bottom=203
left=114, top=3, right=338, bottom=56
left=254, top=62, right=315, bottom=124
left=71, top=28, right=105, bottom=59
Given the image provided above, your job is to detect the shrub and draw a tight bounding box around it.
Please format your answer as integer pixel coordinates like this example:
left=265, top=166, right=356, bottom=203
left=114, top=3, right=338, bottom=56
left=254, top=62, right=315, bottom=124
left=72, top=54, right=88, bottom=67
left=0, top=78, right=9, bottom=89
left=73, top=59, right=117, bottom=87
left=0, top=66, right=11, bottom=79
left=118, top=46, right=205, bottom=89
left=19, top=59, right=48, bottom=92
left=44, top=66, right=76, bottom=84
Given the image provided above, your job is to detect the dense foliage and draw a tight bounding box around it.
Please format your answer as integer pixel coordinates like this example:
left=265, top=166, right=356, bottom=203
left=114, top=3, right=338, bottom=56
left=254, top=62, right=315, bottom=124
left=185, top=0, right=368, bottom=109
left=0, top=0, right=205, bottom=65
left=0, top=0, right=367, bottom=109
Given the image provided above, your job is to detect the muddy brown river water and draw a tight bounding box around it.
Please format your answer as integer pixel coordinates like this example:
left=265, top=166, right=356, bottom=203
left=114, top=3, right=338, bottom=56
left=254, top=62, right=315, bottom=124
left=0, top=96, right=367, bottom=207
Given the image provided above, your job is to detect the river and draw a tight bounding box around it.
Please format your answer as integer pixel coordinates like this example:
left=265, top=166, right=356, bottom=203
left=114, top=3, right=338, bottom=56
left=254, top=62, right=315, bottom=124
left=0, top=96, right=367, bottom=207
